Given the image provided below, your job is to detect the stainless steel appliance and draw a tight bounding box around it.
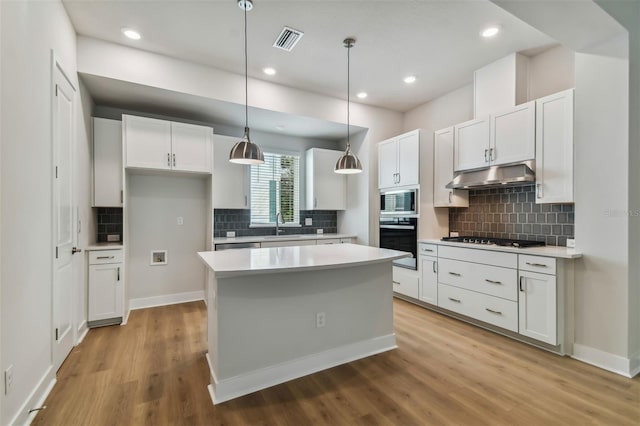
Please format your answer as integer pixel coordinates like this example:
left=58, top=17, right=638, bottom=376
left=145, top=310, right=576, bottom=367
left=380, top=189, right=418, bottom=217
left=441, top=236, right=545, bottom=248
left=379, top=217, right=417, bottom=270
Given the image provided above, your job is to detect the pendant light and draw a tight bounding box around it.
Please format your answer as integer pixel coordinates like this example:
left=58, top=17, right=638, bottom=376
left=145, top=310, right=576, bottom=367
left=229, top=0, right=265, bottom=165
left=335, top=38, right=363, bottom=174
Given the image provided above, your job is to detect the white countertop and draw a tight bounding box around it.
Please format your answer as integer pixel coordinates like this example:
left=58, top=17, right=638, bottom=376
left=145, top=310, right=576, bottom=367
left=213, top=233, right=356, bottom=245
left=85, top=243, right=123, bottom=251
left=419, top=239, right=582, bottom=259
left=198, top=243, right=410, bottom=278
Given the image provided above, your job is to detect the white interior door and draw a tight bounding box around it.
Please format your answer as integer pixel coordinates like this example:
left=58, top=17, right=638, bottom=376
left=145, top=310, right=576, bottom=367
left=52, top=60, right=76, bottom=371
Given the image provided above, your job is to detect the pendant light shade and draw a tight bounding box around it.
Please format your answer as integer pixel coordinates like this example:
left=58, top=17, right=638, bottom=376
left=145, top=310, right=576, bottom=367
left=335, top=38, right=362, bottom=174
left=229, top=0, right=264, bottom=165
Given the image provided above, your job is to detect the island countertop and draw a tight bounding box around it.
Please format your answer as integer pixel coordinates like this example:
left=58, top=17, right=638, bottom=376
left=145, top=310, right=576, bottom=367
left=198, top=243, right=410, bottom=278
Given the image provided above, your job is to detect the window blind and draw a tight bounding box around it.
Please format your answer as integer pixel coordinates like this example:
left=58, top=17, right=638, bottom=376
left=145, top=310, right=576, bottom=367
left=250, top=152, right=300, bottom=224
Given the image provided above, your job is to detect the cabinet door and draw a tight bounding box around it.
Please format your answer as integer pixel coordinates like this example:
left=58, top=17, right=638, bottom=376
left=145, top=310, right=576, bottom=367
left=171, top=122, right=213, bottom=173
left=396, top=130, right=419, bottom=187
left=454, top=117, right=490, bottom=171
left=518, top=271, right=557, bottom=344
left=213, top=135, right=249, bottom=209
left=420, top=256, right=437, bottom=305
left=124, top=115, right=172, bottom=170
left=378, top=138, right=398, bottom=189
left=392, top=266, right=419, bottom=299
left=93, top=118, right=122, bottom=207
left=490, top=101, right=535, bottom=166
left=434, top=127, right=468, bottom=207
left=306, top=148, right=346, bottom=210
left=535, top=89, right=574, bottom=203
left=89, top=263, right=124, bottom=321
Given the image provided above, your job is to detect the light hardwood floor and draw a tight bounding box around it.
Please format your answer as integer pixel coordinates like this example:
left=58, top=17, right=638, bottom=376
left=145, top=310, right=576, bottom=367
left=34, top=299, right=639, bottom=425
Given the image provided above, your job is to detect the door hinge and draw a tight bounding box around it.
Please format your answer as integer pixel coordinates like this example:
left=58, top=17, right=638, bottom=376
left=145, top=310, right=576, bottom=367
left=55, top=246, right=58, bottom=259
left=55, top=328, right=59, bottom=341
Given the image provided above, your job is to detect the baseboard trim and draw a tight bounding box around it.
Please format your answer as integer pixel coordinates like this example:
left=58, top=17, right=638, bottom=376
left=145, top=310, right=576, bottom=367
left=129, top=290, right=205, bottom=311
left=207, top=334, right=397, bottom=404
left=76, top=320, right=89, bottom=345
left=9, top=366, right=56, bottom=426
left=572, top=343, right=637, bottom=378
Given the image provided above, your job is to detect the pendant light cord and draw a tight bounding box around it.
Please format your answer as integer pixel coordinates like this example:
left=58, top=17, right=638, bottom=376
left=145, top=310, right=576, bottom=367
left=244, top=3, right=249, bottom=129
left=346, top=40, right=351, bottom=150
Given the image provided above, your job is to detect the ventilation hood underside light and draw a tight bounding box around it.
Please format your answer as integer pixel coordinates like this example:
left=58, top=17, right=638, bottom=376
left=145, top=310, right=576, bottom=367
left=446, top=161, right=535, bottom=189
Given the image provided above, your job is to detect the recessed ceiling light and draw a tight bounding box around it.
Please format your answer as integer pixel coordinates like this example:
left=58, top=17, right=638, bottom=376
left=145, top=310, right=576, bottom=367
left=481, top=26, right=501, bottom=38
left=122, top=28, right=141, bottom=40
left=356, top=92, right=368, bottom=99
left=403, top=75, right=417, bottom=84
left=263, top=67, right=276, bottom=76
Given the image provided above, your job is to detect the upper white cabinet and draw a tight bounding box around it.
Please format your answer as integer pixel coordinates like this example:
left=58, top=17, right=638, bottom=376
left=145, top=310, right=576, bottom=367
left=306, top=148, right=346, bottom=210
left=124, top=115, right=212, bottom=173
left=92, top=117, right=122, bottom=207
left=434, top=127, right=468, bottom=207
left=454, top=102, right=535, bottom=172
left=378, top=129, right=420, bottom=189
left=474, top=53, right=529, bottom=117
left=454, top=117, right=490, bottom=171
left=213, top=134, right=249, bottom=209
left=535, top=89, right=574, bottom=204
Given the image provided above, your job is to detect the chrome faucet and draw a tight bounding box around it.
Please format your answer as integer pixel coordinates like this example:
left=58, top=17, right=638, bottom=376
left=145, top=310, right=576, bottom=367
left=276, top=212, right=284, bottom=235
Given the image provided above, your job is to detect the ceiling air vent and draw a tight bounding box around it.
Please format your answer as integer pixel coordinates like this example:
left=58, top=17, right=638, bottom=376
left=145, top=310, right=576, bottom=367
left=273, top=27, right=304, bottom=52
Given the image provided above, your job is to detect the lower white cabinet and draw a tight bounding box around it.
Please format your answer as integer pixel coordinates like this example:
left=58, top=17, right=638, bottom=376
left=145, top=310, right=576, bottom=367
left=518, top=270, right=557, bottom=345
left=392, top=266, right=419, bottom=299
left=420, top=255, right=438, bottom=305
left=88, top=249, right=124, bottom=326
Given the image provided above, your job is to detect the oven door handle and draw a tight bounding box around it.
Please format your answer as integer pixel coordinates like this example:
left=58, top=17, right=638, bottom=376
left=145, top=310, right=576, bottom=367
left=380, top=225, right=416, bottom=230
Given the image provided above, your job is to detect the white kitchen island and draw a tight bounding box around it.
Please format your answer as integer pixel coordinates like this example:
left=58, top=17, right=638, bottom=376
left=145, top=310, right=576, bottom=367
left=198, top=243, right=409, bottom=404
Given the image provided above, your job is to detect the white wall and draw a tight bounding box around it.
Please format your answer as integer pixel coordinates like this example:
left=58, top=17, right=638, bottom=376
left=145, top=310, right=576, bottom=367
left=528, top=45, right=575, bottom=100
left=0, top=0, right=90, bottom=423
left=128, top=174, right=208, bottom=302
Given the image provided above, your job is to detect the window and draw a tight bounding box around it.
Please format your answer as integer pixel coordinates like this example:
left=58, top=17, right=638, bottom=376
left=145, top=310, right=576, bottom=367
left=250, top=152, right=300, bottom=225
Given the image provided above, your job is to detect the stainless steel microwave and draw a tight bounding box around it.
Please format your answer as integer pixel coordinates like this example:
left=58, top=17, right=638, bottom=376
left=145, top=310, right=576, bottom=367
left=380, top=189, right=418, bottom=216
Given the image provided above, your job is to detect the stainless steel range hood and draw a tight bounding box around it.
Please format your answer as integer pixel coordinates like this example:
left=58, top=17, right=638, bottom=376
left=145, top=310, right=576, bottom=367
left=446, top=160, right=535, bottom=189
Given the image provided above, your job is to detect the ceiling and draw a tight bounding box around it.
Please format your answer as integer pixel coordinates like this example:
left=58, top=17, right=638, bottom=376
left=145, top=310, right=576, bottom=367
left=63, top=0, right=557, bottom=113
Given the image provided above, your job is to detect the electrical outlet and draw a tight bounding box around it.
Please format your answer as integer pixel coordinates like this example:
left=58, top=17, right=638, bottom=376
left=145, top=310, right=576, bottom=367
left=5, top=365, right=13, bottom=395
left=450, top=231, right=459, bottom=237
left=177, top=217, right=184, bottom=226
left=226, top=231, right=236, bottom=238
left=316, top=312, right=326, bottom=328
left=305, top=218, right=312, bottom=226
left=107, top=234, right=120, bottom=242
left=566, top=238, right=576, bottom=248
left=316, top=229, right=323, bottom=234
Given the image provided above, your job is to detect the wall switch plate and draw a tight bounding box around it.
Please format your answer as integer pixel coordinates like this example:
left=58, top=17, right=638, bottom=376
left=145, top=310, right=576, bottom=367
left=226, top=231, right=236, bottom=238
left=316, top=229, right=323, bottom=234
left=305, top=218, right=312, bottom=226
left=566, top=238, right=576, bottom=248
left=450, top=231, right=459, bottom=237
left=4, top=365, right=13, bottom=395
left=316, top=312, right=326, bottom=328
left=107, top=234, right=120, bottom=242
left=177, top=217, right=184, bottom=226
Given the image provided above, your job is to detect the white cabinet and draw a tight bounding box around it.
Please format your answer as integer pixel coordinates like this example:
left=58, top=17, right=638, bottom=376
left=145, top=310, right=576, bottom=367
left=124, top=115, right=212, bottom=173
left=535, top=89, right=574, bottom=203
left=92, top=118, right=122, bottom=207
left=454, top=102, right=534, bottom=172
left=88, top=249, right=124, bottom=326
left=454, top=117, right=490, bottom=171
left=518, top=255, right=557, bottom=345
left=213, top=134, right=249, bottom=209
left=306, top=148, right=346, bottom=210
left=434, top=127, right=468, bottom=207
left=419, top=245, right=438, bottom=305
left=340, top=238, right=354, bottom=244
left=378, top=129, right=420, bottom=189
left=392, top=266, right=419, bottom=299
left=260, top=240, right=316, bottom=248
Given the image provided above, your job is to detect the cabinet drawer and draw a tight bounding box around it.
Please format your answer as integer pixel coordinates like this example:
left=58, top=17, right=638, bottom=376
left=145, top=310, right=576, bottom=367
left=317, top=238, right=341, bottom=245
left=438, top=246, right=517, bottom=268
left=340, top=238, right=354, bottom=244
left=519, top=255, right=556, bottom=275
left=392, top=267, right=419, bottom=299
left=89, top=249, right=123, bottom=265
left=438, top=284, right=518, bottom=332
left=438, top=258, right=517, bottom=301
left=418, top=243, right=438, bottom=256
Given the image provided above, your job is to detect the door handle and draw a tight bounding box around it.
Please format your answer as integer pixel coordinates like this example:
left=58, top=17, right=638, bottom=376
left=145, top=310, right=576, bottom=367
left=117, top=267, right=120, bottom=281
left=167, top=153, right=171, bottom=167
left=397, top=173, right=401, bottom=183
left=536, top=183, right=543, bottom=199
left=173, top=153, right=176, bottom=167
left=448, top=191, right=452, bottom=204
left=489, top=148, right=495, bottom=162
left=432, top=261, right=437, bottom=274
left=484, top=149, right=489, bottom=163
left=314, top=198, right=318, bottom=208
left=71, top=247, right=82, bottom=254
left=244, top=195, right=248, bottom=207
left=519, top=276, right=524, bottom=292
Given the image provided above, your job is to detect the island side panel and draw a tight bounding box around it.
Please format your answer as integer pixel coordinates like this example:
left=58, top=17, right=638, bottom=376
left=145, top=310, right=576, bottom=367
left=213, top=262, right=395, bottom=399
left=206, top=268, right=219, bottom=382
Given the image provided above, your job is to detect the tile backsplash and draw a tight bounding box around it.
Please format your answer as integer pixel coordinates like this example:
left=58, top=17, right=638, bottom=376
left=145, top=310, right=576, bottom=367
left=96, top=207, right=123, bottom=243
left=449, top=184, right=574, bottom=246
left=214, top=209, right=337, bottom=238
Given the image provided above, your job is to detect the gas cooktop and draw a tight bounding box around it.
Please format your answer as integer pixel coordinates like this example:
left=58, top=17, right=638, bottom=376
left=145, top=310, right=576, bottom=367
left=441, top=236, right=546, bottom=248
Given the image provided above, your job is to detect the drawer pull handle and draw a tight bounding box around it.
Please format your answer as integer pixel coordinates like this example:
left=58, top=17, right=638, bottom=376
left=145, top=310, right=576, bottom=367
left=117, top=267, right=120, bottom=281
left=485, top=279, right=502, bottom=285
left=96, top=256, right=115, bottom=259
left=421, top=248, right=434, bottom=252
left=485, top=308, right=502, bottom=315
left=519, top=276, right=524, bottom=292
left=449, top=272, right=461, bottom=277
left=448, top=297, right=461, bottom=303
left=392, top=281, right=400, bottom=285
left=526, top=262, right=547, bottom=267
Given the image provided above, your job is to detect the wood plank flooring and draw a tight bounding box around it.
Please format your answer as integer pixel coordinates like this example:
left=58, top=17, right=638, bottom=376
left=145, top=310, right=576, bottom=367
left=34, top=299, right=639, bottom=425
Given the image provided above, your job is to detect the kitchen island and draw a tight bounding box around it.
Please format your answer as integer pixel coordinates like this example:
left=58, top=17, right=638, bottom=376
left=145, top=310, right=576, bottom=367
left=198, top=243, right=409, bottom=404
